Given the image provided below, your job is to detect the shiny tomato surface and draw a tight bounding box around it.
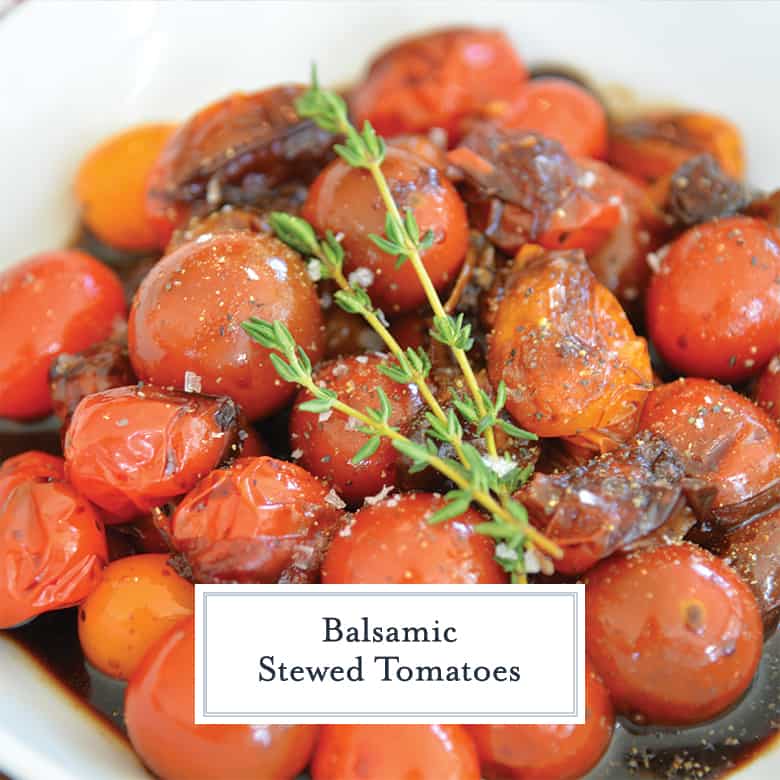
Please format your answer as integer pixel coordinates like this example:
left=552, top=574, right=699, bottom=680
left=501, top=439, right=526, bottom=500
left=754, top=354, right=780, bottom=423
left=0, top=450, right=65, bottom=482
left=0, top=250, right=126, bottom=420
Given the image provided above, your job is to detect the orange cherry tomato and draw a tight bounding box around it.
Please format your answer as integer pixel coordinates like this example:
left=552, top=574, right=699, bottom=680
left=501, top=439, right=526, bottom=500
left=64, top=385, right=248, bottom=521
left=322, top=492, right=506, bottom=584
left=0, top=450, right=65, bottom=482
left=312, top=724, right=480, bottom=780
left=75, top=123, right=176, bottom=251
left=466, top=658, right=614, bottom=780
left=128, top=231, right=324, bottom=420
left=0, top=250, right=126, bottom=421
left=125, top=616, right=318, bottom=780
left=162, top=456, right=342, bottom=583
left=754, top=354, right=780, bottom=423
left=487, top=247, right=652, bottom=452
left=78, top=553, right=193, bottom=680
left=639, top=378, right=780, bottom=508
left=647, top=217, right=780, bottom=382
left=290, top=354, right=423, bottom=504
left=303, top=147, right=469, bottom=315
left=585, top=543, right=762, bottom=726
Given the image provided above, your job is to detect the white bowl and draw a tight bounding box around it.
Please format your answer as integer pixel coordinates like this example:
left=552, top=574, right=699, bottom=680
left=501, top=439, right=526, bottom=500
left=0, top=1, right=778, bottom=778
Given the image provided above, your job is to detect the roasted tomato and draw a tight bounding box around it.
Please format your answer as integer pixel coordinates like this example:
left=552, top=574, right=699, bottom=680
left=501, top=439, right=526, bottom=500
left=586, top=543, right=762, bottom=726
left=389, top=133, right=449, bottom=169
left=145, top=85, right=334, bottom=246
left=754, top=354, right=780, bottom=423
left=487, top=247, right=652, bottom=451
left=0, top=250, right=126, bottom=421
left=160, top=456, right=342, bottom=583
left=312, top=724, right=480, bottom=780
left=165, top=206, right=267, bottom=254
left=128, top=231, right=324, bottom=420
left=647, top=217, right=780, bottom=382
left=64, top=385, right=249, bottom=521
left=0, top=450, right=65, bottom=483
left=78, top=553, right=193, bottom=680
left=75, top=123, right=176, bottom=251
left=466, top=659, right=614, bottom=780
left=350, top=27, right=528, bottom=142
left=125, top=616, right=318, bottom=780
left=289, top=354, right=423, bottom=504
left=322, top=492, right=506, bottom=584
left=303, top=147, right=469, bottom=315
left=608, top=111, right=745, bottom=181
left=639, top=378, right=780, bottom=511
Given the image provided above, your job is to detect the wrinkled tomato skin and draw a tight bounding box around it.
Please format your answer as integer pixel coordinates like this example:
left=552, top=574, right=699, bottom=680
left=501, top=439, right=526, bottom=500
left=290, top=354, right=423, bottom=505
left=585, top=543, right=762, bottom=726
left=647, top=217, right=780, bottom=382
left=0, top=250, right=126, bottom=421
left=78, top=553, right=194, bottom=680
left=350, top=27, right=528, bottom=142
left=128, top=231, right=324, bottom=420
left=639, top=378, right=780, bottom=508
left=466, top=659, right=614, bottom=780
left=322, top=492, right=506, bottom=584
left=0, top=451, right=65, bottom=483
left=303, top=147, right=469, bottom=315
left=488, top=249, right=652, bottom=451
left=312, top=724, right=481, bottom=780
left=64, top=386, right=246, bottom=521
left=125, top=616, right=318, bottom=780
left=163, top=457, right=341, bottom=584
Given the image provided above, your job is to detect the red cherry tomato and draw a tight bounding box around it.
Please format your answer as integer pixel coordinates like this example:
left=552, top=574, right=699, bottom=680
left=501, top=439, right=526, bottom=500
left=312, top=724, right=480, bottom=780
left=647, top=217, right=780, bottom=381
left=585, top=542, right=762, bottom=726
left=322, top=492, right=506, bottom=584
left=290, top=354, right=423, bottom=504
left=466, top=659, right=614, bottom=780
left=639, top=378, right=780, bottom=508
left=162, top=456, right=342, bottom=583
left=128, top=231, right=324, bottom=420
left=125, top=616, right=318, bottom=780
left=0, top=250, right=126, bottom=421
left=350, top=27, right=528, bottom=142
left=303, top=147, right=469, bottom=315
left=64, top=386, right=248, bottom=521
left=0, top=451, right=65, bottom=482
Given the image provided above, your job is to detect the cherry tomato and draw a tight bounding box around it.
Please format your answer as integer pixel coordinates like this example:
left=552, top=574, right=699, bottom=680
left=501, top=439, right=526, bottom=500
left=161, top=456, right=342, bottom=583
left=0, top=450, right=65, bottom=483
left=128, top=231, right=324, bottom=420
left=0, top=250, right=126, bottom=421
left=78, top=553, right=193, bottom=680
left=165, top=206, right=266, bottom=254
left=647, top=217, right=780, bottom=381
left=350, top=27, right=527, bottom=142
left=487, top=247, right=652, bottom=452
left=322, top=492, right=506, bottom=584
left=466, top=659, right=614, bottom=780
left=64, top=385, right=248, bottom=521
left=585, top=542, right=762, bottom=725
left=389, top=133, right=449, bottom=169
left=289, top=354, right=423, bottom=504
left=303, top=147, right=469, bottom=315
left=639, top=378, right=780, bottom=508
left=75, top=123, right=176, bottom=251
left=312, top=724, right=480, bottom=780
left=754, top=353, right=780, bottom=423
left=125, top=616, right=318, bottom=780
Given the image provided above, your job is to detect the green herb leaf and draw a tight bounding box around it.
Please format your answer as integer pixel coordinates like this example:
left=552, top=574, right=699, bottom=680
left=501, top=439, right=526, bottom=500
left=351, top=435, right=382, bottom=464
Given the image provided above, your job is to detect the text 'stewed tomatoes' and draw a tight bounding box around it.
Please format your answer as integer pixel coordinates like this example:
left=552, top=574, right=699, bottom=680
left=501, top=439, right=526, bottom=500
left=161, top=457, right=343, bottom=584
left=64, top=386, right=248, bottom=521
left=466, top=659, right=614, bottom=780
left=322, top=492, right=507, bottom=584
left=78, top=554, right=194, bottom=680
left=647, top=217, right=780, bottom=382
left=350, top=27, right=528, bottom=141
left=585, top=543, right=762, bottom=726
left=128, top=231, right=324, bottom=420
left=125, top=617, right=318, bottom=780
left=0, top=250, right=126, bottom=421
left=303, top=147, right=469, bottom=315
left=75, top=123, right=176, bottom=251
left=290, top=354, right=423, bottom=504
left=312, top=724, right=481, bottom=780
left=487, top=248, right=652, bottom=452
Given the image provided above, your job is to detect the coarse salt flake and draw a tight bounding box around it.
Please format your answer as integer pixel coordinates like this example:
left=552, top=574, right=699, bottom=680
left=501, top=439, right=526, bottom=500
left=325, top=489, right=347, bottom=509
left=184, top=371, right=202, bottom=393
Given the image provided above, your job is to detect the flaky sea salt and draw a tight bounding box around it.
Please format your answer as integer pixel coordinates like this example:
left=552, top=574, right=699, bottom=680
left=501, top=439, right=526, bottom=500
left=364, top=485, right=395, bottom=506
left=325, top=489, right=347, bottom=510
left=184, top=370, right=202, bottom=393
left=348, top=267, right=375, bottom=288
